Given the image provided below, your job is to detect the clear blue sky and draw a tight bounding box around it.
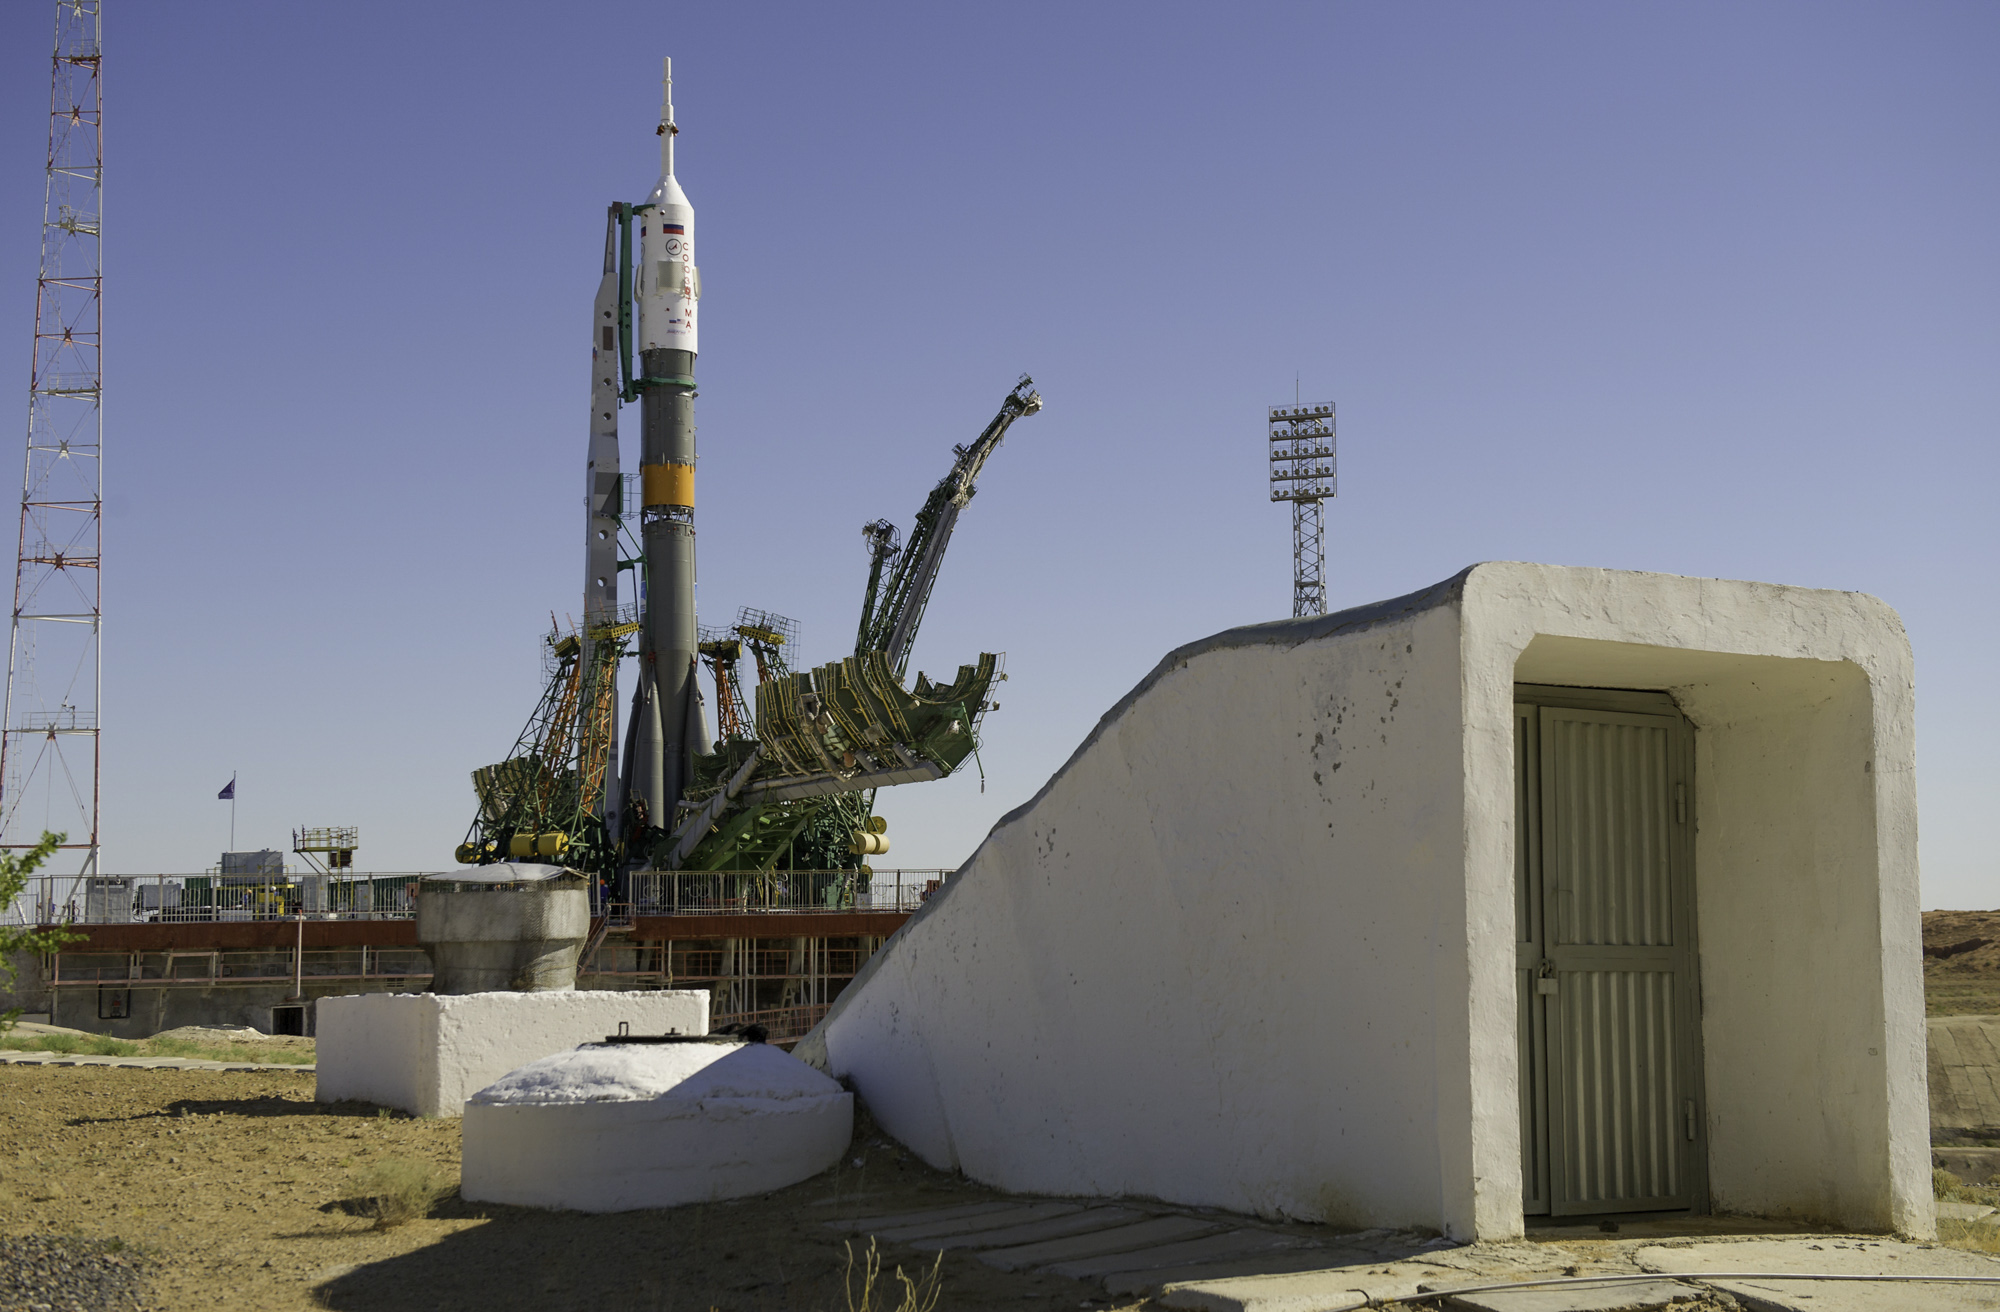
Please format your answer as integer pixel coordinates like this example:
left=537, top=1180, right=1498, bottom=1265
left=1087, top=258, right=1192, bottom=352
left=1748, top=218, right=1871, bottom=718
left=2, top=2, right=1994, bottom=907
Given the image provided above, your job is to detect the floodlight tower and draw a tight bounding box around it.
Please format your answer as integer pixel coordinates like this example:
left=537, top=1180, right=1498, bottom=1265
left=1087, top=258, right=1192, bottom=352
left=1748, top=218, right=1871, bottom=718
left=1268, top=401, right=1336, bottom=617
left=2, top=0, right=104, bottom=876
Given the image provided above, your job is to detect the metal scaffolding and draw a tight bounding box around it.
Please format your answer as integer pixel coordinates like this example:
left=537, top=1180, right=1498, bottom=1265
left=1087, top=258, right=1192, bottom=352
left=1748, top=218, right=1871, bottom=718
left=2, top=0, right=104, bottom=873
left=1268, top=401, right=1336, bottom=617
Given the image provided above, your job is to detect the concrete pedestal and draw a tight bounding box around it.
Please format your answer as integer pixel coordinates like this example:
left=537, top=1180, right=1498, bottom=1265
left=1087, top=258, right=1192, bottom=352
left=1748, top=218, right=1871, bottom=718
left=416, top=865, right=589, bottom=993
left=315, top=990, right=708, bottom=1118
left=460, top=1040, right=852, bottom=1211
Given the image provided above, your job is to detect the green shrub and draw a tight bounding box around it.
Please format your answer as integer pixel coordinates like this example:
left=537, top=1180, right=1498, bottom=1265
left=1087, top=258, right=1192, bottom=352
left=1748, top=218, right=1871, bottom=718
left=0, top=832, right=81, bottom=1027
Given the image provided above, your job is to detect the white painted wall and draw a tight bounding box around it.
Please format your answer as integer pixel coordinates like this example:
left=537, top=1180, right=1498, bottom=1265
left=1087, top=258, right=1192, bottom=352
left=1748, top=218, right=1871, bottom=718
left=316, top=989, right=709, bottom=1117
left=802, top=563, right=1926, bottom=1241
left=804, top=582, right=1472, bottom=1231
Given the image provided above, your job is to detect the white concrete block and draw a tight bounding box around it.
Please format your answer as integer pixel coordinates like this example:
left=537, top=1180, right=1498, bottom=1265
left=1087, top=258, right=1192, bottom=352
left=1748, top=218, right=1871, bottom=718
left=460, top=1040, right=852, bottom=1211
left=315, top=989, right=709, bottom=1118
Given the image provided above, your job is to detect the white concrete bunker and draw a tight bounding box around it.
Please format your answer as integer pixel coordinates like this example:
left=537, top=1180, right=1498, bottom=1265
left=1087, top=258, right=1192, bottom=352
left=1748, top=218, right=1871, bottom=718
left=798, top=562, right=1928, bottom=1242
left=315, top=988, right=710, bottom=1119
left=461, top=1034, right=853, bottom=1211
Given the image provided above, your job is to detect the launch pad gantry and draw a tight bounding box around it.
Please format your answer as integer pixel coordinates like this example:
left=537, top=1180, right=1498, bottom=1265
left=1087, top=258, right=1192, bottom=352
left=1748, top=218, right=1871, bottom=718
left=456, top=61, right=1039, bottom=892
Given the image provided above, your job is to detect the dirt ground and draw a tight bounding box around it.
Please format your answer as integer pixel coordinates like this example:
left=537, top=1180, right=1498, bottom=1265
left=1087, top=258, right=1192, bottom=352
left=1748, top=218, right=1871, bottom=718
left=8, top=917, right=1998, bottom=1309
left=0, top=1064, right=1147, bottom=1312
left=1925, top=910, right=2000, bottom=1016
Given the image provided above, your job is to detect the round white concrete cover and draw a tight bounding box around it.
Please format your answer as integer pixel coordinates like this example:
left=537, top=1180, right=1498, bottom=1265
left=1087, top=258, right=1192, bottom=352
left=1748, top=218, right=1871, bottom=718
left=460, top=1040, right=854, bottom=1211
left=469, top=1039, right=842, bottom=1107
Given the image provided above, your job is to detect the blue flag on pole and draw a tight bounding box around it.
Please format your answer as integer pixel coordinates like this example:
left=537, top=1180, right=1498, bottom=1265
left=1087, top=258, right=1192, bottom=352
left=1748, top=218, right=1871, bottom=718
left=217, top=777, right=235, bottom=800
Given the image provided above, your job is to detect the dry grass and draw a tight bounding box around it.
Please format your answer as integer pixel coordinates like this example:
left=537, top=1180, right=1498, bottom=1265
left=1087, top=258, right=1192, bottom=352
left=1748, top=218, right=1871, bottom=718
left=0, top=1031, right=314, bottom=1064
left=1938, top=1218, right=2000, bottom=1253
left=1925, top=976, right=2000, bottom=1017
left=349, top=1157, right=450, bottom=1231
left=1931, top=1167, right=2000, bottom=1253
left=843, top=1237, right=943, bottom=1312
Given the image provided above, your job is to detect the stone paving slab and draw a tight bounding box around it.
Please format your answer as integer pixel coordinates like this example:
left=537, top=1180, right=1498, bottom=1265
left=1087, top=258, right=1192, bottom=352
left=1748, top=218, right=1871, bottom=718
left=848, top=1200, right=2000, bottom=1312
left=0, top=1051, right=313, bottom=1073
left=977, top=1214, right=1225, bottom=1271
left=927, top=1206, right=1147, bottom=1251
left=829, top=1200, right=1020, bottom=1232
left=1636, top=1238, right=2000, bottom=1312
left=870, top=1202, right=1081, bottom=1243
left=1157, top=1261, right=1445, bottom=1312
left=1416, top=1242, right=1589, bottom=1276
left=1102, top=1246, right=1382, bottom=1298
left=1440, top=1278, right=1704, bottom=1312
left=1041, top=1227, right=1315, bottom=1280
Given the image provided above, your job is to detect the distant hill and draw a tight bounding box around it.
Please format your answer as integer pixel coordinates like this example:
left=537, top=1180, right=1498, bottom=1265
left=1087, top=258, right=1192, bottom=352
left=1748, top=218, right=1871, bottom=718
left=1926, top=910, right=2000, bottom=1017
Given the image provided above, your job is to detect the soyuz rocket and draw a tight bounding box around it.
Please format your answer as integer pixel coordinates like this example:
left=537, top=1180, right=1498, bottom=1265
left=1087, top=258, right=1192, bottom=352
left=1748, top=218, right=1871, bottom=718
left=598, top=59, right=704, bottom=852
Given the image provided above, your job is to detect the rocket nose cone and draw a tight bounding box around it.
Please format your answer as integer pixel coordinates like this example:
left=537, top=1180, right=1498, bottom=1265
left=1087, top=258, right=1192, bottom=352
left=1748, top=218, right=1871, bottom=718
left=650, top=174, right=692, bottom=209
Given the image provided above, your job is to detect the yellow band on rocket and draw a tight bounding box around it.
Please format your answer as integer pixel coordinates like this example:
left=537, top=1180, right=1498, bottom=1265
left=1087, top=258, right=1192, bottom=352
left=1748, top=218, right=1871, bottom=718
left=641, top=462, right=694, bottom=508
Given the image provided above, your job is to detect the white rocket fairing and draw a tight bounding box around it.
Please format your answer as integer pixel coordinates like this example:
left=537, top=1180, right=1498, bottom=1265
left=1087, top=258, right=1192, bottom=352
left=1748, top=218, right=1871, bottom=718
left=641, top=60, right=697, bottom=358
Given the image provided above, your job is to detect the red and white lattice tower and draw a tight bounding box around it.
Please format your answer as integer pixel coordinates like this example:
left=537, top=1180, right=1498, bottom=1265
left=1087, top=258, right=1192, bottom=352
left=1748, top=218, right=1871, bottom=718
left=2, top=0, right=104, bottom=877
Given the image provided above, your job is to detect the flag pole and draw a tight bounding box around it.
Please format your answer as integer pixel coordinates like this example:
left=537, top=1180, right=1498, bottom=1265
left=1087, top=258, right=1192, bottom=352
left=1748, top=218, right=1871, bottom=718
left=229, top=773, right=236, bottom=851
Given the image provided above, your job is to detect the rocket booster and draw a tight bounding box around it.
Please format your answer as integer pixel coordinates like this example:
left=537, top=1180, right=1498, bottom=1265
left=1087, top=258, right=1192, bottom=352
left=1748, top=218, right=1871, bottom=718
left=628, top=57, right=703, bottom=840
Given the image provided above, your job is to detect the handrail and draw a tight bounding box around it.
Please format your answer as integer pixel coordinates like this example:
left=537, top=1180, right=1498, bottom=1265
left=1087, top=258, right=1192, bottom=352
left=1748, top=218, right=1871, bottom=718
left=6, top=869, right=950, bottom=926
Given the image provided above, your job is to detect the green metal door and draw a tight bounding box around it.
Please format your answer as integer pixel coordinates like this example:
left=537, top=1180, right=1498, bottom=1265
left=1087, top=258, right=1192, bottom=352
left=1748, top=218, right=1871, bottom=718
left=1515, top=703, right=1551, bottom=1214
left=1516, top=689, right=1701, bottom=1217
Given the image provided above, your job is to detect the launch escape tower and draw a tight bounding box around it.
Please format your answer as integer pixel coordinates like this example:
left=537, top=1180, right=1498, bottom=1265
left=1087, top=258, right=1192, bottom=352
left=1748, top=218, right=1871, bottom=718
left=1268, top=401, right=1336, bottom=618
left=2, top=0, right=104, bottom=875
left=457, top=60, right=1038, bottom=892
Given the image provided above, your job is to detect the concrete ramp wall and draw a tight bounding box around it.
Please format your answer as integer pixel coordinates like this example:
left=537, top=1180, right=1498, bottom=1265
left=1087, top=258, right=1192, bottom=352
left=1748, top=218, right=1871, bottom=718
left=1930, top=1015, right=2000, bottom=1139
left=803, top=576, right=1479, bottom=1231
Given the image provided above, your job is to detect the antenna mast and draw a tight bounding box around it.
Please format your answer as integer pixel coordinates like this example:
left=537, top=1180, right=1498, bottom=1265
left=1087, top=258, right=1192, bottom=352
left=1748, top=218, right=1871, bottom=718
left=2, top=0, right=104, bottom=873
left=1268, top=400, right=1335, bottom=617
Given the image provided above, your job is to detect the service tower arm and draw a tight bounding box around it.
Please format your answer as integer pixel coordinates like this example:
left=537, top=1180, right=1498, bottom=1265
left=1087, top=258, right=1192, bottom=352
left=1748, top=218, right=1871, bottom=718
left=858, top=376, right=1042, bottom=678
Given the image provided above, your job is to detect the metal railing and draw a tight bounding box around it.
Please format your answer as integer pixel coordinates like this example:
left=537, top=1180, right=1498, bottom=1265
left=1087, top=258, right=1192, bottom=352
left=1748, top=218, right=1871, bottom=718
left=710, top=1004, right=831, bottom=1046
left=4, top=873, right=431, bottom=926
left=7, top=868, right=952, bottom=927
left=51, top=946, right=433, bottom=987
left=625, top=869, right=947, bottom=916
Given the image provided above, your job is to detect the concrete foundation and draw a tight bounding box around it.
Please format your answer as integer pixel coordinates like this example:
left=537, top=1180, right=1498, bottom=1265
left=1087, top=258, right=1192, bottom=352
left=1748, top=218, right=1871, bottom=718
left=461, top=1039, right=851, bottom=1211
left=316, top=989, right=708, bottom=1117
left=53, top=976, right=397, bottom=1039
left=799, top=563, right=1928, bottom=1242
